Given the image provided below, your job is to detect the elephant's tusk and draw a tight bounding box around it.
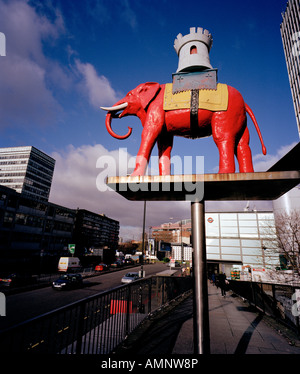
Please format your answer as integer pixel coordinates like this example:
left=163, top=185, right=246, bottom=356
left=100, top=102, right=128, bottom=112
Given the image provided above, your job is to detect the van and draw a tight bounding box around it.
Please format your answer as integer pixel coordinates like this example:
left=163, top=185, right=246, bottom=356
left=58, top=257, right=81, bottom=272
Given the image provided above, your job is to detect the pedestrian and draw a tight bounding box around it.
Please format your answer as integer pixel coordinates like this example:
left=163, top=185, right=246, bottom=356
left=218, top=272, right=227, bottom=297
left=211, top=273, right=216, bottom=286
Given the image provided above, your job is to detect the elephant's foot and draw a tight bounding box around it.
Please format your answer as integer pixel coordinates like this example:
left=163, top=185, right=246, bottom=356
left=218, top=167, right=235, bottom=174
left=130, top=156, right=148, bottom=176
left=218, top=160, right=235, bottom=174
left=130, top=170, right=145, bottom=177
left=159, top=158, right=171, bottom=175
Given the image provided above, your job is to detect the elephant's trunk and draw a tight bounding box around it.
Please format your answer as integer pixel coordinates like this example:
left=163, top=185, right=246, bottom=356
left=105, top=112, right=132, bottom=140
left=101, top=103, right=132, bottom=140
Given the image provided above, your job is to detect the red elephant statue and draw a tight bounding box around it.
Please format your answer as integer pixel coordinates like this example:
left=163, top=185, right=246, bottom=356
left=101, top=82, right=266, bottom=176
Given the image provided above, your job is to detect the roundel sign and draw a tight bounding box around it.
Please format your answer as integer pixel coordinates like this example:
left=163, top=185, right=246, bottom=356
left=207, top=217, right=214, bottom=223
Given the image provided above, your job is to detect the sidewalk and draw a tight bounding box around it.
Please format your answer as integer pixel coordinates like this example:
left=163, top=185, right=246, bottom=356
left=117, top=280, right=300, bottom=354
left=172, top=281, right=300, bottom=354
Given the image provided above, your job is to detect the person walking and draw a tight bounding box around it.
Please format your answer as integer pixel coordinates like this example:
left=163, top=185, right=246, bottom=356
left=218, top=272, right=227, bottom=297
left=211, top=273, right=216, bottom=286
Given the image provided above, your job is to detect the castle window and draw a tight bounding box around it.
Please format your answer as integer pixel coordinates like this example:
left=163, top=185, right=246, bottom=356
left=190, top=45, right=197, bottom=54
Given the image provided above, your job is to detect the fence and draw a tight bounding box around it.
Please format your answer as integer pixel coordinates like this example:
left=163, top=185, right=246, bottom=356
left=0, top=275, right=192, bottom=354
left=229, top=280, right=300, bottom=335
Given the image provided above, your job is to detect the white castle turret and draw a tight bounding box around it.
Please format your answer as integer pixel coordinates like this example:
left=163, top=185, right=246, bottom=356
left=174, top=27, right=213, bottom=73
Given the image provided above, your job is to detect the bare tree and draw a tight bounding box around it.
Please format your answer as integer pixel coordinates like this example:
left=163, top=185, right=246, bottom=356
left=272, top=210, right=300, bottom=275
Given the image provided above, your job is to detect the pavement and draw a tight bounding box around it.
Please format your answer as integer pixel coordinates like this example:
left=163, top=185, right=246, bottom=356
left=117, top=280, right=300, bottom=355
left=173, top=281, right=300, bottom=354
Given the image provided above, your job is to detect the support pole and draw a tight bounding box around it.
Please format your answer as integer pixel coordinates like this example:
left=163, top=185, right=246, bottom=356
left=191, top=200, right=210, bottom=354
left=140, top=200, right=146, bottom=278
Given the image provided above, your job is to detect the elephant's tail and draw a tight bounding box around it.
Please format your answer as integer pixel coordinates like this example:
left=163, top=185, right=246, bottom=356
left=245, top=103, right=267, bottom=155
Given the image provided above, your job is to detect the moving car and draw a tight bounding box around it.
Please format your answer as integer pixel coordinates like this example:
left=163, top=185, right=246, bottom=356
left=52, top=274, right=83, bottom=290
left=0, top=273, right=37, bottom=288
left=121, top=272, right=140, bottom=284
left=167, top=261, right=181, bottom=268
left=111, top=260, right=123, bottom=268
left=124, top=258, right=134, bottom=265
left=95, top=263, right=109, bottom=272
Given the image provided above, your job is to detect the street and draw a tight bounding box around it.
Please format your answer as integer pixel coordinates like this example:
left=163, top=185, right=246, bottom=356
left=0, top=262, right=167, bottom=331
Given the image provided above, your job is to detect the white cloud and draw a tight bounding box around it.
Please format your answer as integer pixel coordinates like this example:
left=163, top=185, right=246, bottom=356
left=75, top=60, right=120, bottom=108
left=0, top=0, right=121, bottom=129
left=49, top=144, right=191, bottom=241
left=0, top=0, right=65, bottom=128
left=49, top=144, right=142, bottom=238
left=253, top=141, right=298, bottom=172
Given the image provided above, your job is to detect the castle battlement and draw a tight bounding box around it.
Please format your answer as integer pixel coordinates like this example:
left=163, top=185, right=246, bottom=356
left=174, top=27, right=213, bottom=55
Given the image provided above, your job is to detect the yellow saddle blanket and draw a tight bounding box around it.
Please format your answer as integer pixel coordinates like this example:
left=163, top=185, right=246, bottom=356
left=163, top=83, right=228, bottom=111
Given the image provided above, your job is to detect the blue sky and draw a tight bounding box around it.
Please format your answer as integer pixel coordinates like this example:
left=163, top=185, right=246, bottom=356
left=0, top=0, right=298, bottom=240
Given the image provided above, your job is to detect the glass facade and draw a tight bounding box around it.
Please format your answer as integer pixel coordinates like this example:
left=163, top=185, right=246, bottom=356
left=154, top=211, right=279, bottom=269
left=0, top=146, right=55, bottom=202
left=205, top=212, right=278, bottom=267
left=280, top=0, right=300, bottom=136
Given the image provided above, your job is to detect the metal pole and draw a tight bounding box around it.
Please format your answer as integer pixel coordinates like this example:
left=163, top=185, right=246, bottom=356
left=181, top=220, right=184, bottom=264
left=141, top=200, right=146, bottom=278
left=191, top=200, right=210, bottom=354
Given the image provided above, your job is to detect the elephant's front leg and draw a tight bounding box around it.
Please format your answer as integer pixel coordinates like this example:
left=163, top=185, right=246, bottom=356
left=157, top=133, right=173, bottom=175
left=131, top=122, right=163, bottom=176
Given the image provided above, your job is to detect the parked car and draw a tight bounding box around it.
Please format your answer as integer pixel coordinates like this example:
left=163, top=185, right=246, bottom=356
left=121, top=272, right=140, bottom=284
left=95, top=263, right=109, bottom=272
left=52, top=274, right=83, bottom=290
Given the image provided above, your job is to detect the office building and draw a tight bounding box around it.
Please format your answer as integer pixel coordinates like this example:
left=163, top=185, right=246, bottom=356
left=0, top=146, right=55, bottom=202
left=0, top=184, right=75, bottom=272
left=281, top=0, right=300, bottom=136
left=274, top=1, right=300, bottom=215
left=0, top=185, right=119, bottom=272
left=74, top=209, right=120, bottom=252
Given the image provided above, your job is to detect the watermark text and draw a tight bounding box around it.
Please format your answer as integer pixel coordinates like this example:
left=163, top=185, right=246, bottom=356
left=96, top=148, right=205, bottom=201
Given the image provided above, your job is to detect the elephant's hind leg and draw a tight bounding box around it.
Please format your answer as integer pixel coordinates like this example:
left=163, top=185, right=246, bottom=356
left=216, top=139, right=236, bottom=173
left=236, top=127, right=254, bottom=172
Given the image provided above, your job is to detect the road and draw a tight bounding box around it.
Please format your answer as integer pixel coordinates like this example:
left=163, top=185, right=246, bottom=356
left=0, top=262, right=167, bottom=331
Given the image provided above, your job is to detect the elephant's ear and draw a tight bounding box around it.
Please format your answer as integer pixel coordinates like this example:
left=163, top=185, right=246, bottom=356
left=138, top=82, right=161, bottom=110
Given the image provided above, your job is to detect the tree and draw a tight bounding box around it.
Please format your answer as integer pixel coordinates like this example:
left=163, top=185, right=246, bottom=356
left=271, top=210, right=300, bottom=275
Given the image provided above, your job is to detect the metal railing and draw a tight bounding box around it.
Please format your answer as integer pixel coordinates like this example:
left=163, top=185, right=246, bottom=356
left=0, top=275, right=192, bottom=354
left=229, top=280, right=300, bottom=335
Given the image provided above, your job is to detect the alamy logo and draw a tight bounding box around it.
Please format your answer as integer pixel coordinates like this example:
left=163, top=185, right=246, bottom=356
left=0, top=32, right=6, bottom=56
left=292, top=32, right=300, bottom=57
left=0, top=292, right=6, bottom=316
